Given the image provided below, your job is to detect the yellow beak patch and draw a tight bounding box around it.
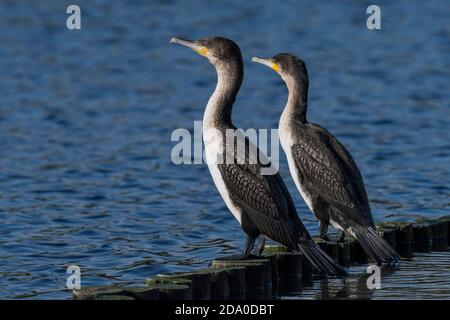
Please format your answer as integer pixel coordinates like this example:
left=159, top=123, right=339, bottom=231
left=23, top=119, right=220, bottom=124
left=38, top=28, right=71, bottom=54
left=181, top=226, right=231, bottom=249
left=195, top=47, right=209, bottom=56
left=271, top=63, right=280, bottom=72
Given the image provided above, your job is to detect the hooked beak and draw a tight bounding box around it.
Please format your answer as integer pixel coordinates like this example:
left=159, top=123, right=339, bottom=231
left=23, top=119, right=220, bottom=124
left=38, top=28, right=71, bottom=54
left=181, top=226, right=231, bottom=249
left=170, top=37, right=209, bottom=56
left=252, top=56, right=280, bottom=72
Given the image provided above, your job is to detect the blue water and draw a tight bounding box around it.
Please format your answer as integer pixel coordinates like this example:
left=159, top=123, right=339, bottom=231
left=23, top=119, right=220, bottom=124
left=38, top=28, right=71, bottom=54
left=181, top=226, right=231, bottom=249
left=0, top=1, right=448, bottom=299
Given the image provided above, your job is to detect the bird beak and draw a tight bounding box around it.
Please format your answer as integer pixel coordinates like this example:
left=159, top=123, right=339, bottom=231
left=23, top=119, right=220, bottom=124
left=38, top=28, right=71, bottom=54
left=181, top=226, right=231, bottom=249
left=252, top=56, right=280, bottom=72
left=170, top=37, right=209, bottom=56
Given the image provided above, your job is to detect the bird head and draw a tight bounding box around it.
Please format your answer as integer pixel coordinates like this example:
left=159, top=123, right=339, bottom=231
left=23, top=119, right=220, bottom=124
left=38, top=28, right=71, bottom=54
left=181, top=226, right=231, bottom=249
left=252, top=53, right=308, bottom=87
left=170, top=36, right=242, bottom=67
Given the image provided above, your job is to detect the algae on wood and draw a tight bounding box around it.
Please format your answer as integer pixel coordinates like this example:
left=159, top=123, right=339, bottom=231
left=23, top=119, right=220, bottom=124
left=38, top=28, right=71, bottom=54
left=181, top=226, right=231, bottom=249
left=73, top=286, right=159, bottom=300
left=146, top=277, right=193, bottom=300
left=157, top=270, right=212, bottom=300
left=212, top=257, right=271, bottom=299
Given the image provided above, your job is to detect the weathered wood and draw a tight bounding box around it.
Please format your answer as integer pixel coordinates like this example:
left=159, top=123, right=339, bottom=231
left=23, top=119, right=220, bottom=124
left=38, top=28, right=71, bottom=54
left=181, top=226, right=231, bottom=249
left=73, top=286, right=160, bottom=300
left=156, top=270, right=212, bottom=300
left=262, top=244, right=288, bottom=254
left=430, top=220, right=448, bottom=251
left=261, top=252, right=281, bottom=297
left=327, top=242, right=341, bottom=263
left=221, top=267, right=246, bottom=299
left=301, top=253, right=314, bottom=287
left=212, top=257, right=271, bottom=299
left=264, top=244, right=308, bottom=291
left=207, top=268, right=230, bottom=299
left=316, top=237, right=353, bottom=267
left=276, top=252, right=302, bottom=277
left=438, top=215, right=450, bottom=248
left=412, top=223, right=432, bottom=252
left=345, top=236, right=369, bottom=265
left=146, top=277, right=193, bottom=300
left=262, top=245, right=306, bottom=295
left=127, top=287, right=160, bottom=300
left=336, top=241, right=351, bottom=267
left=212, top=258, right=271, bottom=289
left=157, top=283, right=192, bottom=300
left=73, top=215, right=450, bottom=301
left=96, top=295, right=135, bottom=300
left=315, top=238, right=340, bottom=264
left=377, top=227, right=397, bottom=248
left=73, top=286, right=128, bottom=300
left=379, top=222, right=414, bottom=258
left=276, top=252, right=303, bottom=295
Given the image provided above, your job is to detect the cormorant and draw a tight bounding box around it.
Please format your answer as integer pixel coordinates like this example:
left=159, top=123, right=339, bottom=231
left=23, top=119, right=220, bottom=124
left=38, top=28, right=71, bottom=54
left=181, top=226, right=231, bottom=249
left=252, top=53, right=399, bottom=265
left=171, top=36, right=347, bottom=277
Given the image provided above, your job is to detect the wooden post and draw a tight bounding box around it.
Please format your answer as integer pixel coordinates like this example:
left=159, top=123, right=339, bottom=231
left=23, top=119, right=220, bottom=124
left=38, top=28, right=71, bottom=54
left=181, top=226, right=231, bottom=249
left=261, top=250, right=282, bottom=297
left=376, top=226, right=397, bottom=248
left=276, top=252, right=303, bottom=295
left=146, top=277, right=193, bottom=300
left=346, top=236, right=369, bottom=264
left=212, top=257, right=271, bottom=299
left=263, top=245, right=308, bottom=293
left=262, top=244, right=288, bottom=254
left=73, top=286, right=132, bottom=300
left=301, top=253, right=314, bottom=287
left=156, top=270, right=212, bottom=300
left=438, top=215, right=450, bottom=249
left=386, top=222, right=414, bottom=258
left=336, top=241, right=351, bottom=267
left=430, top=220, right=448, bottom=251
left=157, top=283, right=193, bottom=300
left=220, top=267, right=246, bottom=299
left=314, top=237, right=351, bottom=268
left=208, top=268, right=230, bottom=300
left=73, top=286, right=160, bottom=300
left=72, top=215, right=450, bottom=300
left=127, top=287, right=161, bottom=300
left=95, top=295, right=135, bottom=300
left=412, top=223, right=432, bottom=252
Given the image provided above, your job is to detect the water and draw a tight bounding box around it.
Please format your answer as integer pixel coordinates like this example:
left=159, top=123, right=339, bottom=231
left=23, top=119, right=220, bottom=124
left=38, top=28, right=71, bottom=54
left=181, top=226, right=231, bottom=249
left=0, top=0, right=448, bottom=299
left=287, top=252, right=450, bottom=300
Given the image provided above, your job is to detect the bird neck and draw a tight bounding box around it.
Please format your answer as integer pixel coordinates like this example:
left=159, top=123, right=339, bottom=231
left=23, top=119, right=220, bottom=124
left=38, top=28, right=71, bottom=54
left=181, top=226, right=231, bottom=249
left=203, top=60, right=243, bottom=130
left=281, top=76, right=308, bottom=125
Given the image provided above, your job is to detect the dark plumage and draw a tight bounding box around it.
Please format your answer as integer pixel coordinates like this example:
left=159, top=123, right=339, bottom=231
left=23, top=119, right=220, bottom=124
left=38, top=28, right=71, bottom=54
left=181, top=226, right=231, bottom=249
left=171, top=36, right=347, bottom=277
left=254, top=53, right=399, bottom=265
left=216, top=126, right=347, bottom=277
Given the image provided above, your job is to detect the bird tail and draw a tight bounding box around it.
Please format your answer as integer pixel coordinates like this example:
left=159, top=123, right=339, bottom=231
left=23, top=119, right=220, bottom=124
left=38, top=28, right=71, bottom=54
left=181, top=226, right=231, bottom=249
left=348, top=226, right=400, bottom=265
left=297, top=240, right=348, bottom=278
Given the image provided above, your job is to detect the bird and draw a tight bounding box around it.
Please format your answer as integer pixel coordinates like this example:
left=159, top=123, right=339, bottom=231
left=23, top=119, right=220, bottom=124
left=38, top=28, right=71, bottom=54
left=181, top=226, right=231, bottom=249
left=170, top=36, right=347, bottom=278
left=252, top=53, right=400, bottom=265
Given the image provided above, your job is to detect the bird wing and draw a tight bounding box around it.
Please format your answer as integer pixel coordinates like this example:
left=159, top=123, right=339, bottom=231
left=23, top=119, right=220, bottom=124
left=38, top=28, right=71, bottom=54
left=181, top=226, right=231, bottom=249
left=292, top=124, right=373, bottom=227
left=217, top=135, right=310, bottom=248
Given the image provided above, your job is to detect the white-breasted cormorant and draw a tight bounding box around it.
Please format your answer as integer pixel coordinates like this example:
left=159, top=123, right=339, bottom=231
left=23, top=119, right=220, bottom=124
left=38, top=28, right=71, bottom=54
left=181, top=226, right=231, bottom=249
left=253, top=53, right=399, bottom=265
left=171, top=37, right=347, bottom=277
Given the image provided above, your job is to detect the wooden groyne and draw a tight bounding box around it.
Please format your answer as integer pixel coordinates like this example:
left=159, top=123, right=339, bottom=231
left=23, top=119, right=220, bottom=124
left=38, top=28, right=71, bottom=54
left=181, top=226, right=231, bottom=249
left=73, top=216, right=450, bottom=300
